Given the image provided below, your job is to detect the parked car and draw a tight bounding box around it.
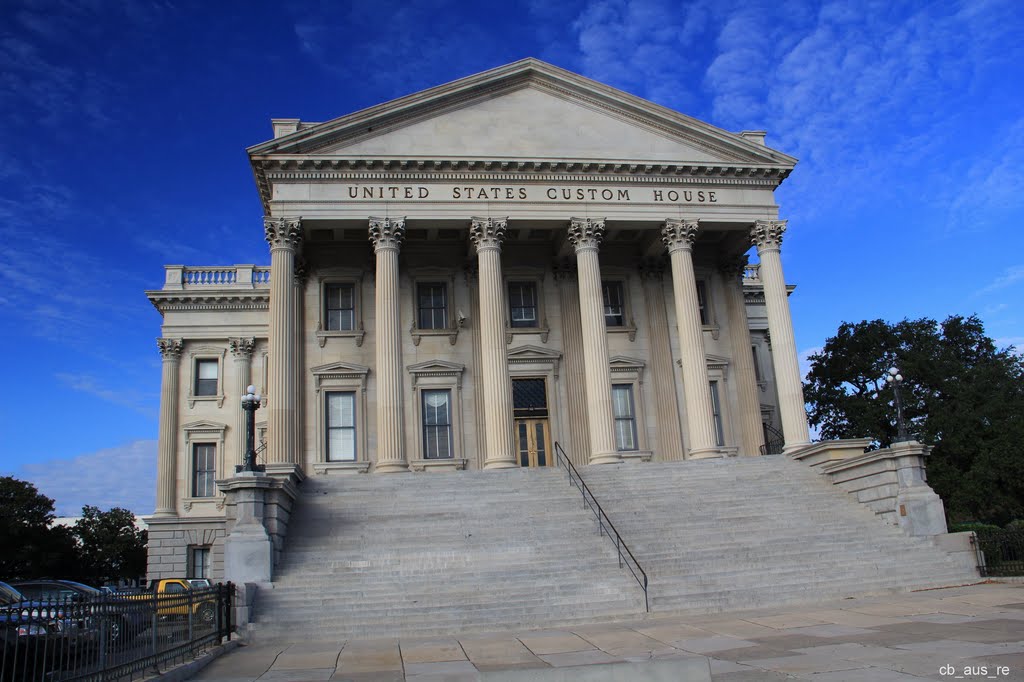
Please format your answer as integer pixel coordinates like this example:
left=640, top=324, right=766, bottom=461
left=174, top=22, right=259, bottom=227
left=132, top=579, right=217, bottom=625
left=12, top=579, right=148, bottom=645
left=186, top=579, right=212, bottom=589
left=0, top=581, right=80, bottom=679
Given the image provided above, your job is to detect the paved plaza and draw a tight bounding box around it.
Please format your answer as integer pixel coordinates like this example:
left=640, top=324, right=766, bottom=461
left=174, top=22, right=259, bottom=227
left=184, top=582, right=1024, bottom=681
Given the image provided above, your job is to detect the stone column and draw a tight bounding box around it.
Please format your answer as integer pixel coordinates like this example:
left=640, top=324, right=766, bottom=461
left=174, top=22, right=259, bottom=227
left=639, top=261, right=686, bottom=462
left=662, top=219, right=721, bottom=459
left=465, top=263, right=487, bottom=469
left=719, top=257, right=764, bottom=456
left=370, top=217, right=408, bottom=472
left=470, top=217, right=517, bottom=469
left=154, top=338, right=183, bottom=517
left=229, top=337, right=256, bottom=469
left=568, top=218, right=620, bottom=465
left=751, top=219, right=810, bottom=451
left=264, top=217, right=302, bottom=468
left=293, top=261, right=307, bottom=469
left=553, top=262, right=591, bottom=468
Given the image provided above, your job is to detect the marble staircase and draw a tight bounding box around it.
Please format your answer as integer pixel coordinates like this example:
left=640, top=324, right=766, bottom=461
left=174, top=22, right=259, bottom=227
left=252, top=456, right=976, bottom=641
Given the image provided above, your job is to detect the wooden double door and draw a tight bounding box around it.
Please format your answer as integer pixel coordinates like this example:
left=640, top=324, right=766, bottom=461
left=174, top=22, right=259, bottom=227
left=512, top=378, right=553, bottom=468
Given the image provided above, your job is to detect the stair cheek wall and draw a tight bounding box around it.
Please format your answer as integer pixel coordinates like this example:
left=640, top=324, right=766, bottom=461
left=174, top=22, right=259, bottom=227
left=253, top=458, right=976, bottom=640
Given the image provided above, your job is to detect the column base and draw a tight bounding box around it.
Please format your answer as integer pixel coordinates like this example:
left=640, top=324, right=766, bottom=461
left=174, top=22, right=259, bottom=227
left=589, top=450, right=622, bottom=465
left=782, top=441, right=812, bottom=456
left=483, top=458, right=518, bottom=470
left=150, top=509, right=177, bottom=518
left=688, top=447, right=725, bottom=460
left=374, top=461, right=410, bottom=473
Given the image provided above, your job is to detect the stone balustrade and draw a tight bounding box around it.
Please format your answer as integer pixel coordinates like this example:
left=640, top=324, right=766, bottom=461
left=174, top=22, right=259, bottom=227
left=742, top=263, right=761, bottom=283
left=163, top=265, right=270, bottom=290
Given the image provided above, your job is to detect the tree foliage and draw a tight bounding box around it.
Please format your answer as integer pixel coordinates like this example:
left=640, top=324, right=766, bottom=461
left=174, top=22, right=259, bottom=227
left=0, top=477, right=148, bottom=584
left=804, top=315, right=1024, bottom=525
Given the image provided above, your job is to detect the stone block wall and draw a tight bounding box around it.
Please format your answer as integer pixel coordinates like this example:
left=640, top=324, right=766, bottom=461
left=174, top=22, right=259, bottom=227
left=146, top=517, right=227, bottom=581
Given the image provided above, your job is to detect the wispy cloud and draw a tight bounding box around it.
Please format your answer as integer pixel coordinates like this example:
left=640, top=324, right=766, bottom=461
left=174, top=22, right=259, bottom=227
left=976, top=265, right=1024, bottom=295
left=55, top=373, right=158, bottom=418
left=15, top=440, right=157, bottom=516
left=799, top=346, right=822, bottom=381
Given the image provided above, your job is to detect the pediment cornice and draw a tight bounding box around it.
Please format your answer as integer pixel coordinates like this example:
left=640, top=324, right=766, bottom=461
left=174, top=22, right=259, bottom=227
left=146, top=290, right=269, bottom=314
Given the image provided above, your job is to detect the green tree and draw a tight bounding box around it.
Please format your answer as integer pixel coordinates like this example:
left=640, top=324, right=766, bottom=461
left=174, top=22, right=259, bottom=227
left=73, top=506, right=148, bottom=585
left=0, top=476, right=79, bottom=579
left=804, top=315, right=1024, bottom=526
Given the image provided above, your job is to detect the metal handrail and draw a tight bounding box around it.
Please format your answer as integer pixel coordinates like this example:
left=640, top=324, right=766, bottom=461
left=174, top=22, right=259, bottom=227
left=760, top=423, right=785, bottom=455
left=553, top=442, right=649, bottom=612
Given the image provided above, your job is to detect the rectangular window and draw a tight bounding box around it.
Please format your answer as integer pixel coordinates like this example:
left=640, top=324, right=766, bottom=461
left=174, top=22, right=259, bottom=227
left=422, top=389, right=453, bottom=459
left=192, top=443, right=216, bottom=497
left=751, top=345, right=762, bottom=381
left=710, top=381, right=725, bottom=447
left=195, top=359, right=218, bottom=396
left=417, top=283, right=448, bottom=330
left=188, top=546, right=210, bottom=579
left=696, top=280, right=709, bottom=325
left=602, top=281, right=624, bottom=327
left=612, top=384, right=638, bottom=451
left=325, top=283, right=355, bottom=331
left=508, top=282, right=538, bottom=328
left=326, top=392, right=356, bottom=461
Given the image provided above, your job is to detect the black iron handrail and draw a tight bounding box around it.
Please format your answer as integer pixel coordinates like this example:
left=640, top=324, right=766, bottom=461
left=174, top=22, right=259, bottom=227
left=759, top=423, right=785, bottom=455
left=553, top=442, right=649, bottom=612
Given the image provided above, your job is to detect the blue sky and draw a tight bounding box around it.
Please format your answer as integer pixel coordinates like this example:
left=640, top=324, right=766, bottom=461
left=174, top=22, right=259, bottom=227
left=1, top=0, right=1021, bottom=516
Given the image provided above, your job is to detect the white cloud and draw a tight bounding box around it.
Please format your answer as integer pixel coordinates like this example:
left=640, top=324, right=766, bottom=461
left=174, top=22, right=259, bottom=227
left=15, top=440, right=157, bottom=516
left=799, top=345, right=823, bottom=381
left=976, top=265, right=1024, bottom=295
left=55, top=373, right=158, bottom=418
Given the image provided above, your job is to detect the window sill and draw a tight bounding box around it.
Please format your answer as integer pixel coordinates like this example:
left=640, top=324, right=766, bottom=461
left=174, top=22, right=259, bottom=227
left=411, top=326, right=460, bottom=346
left=410, top=458, right=468, bottom=472
left=703, top=324, right=721, bottom=340
left=313, top=461, right=371, bottom=475
left=182, top=497, right=225, bottom=512
left=188, top=394, right=225, bottom=409
left=506, top=326, right=550, bottom=344
left=316, top=326, right=366, bottom=348
left=619, top=450, right=653, bottom=463
left=606, top=325, right=637, bottom=342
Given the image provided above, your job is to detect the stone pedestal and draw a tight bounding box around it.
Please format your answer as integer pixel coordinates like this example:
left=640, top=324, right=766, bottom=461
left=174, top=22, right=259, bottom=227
left=890, top=440, right=948, bottom=537
left=219, top=473, right=277, bottom=584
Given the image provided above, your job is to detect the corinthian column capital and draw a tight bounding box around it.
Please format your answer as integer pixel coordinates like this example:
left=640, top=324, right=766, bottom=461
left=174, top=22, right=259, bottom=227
left=264, top=216, right=303, bottom=251
left=157, top=338, right=183, bottom=360
left=368, top=217, right=406, bottom=252
left=229, top=337, right=256, bottom=359
left=719, top=254, right=750, bottom=280
left=661, top=218, right=699, bottom=253
left=469, top=217, right=508, bottom=253
left=567, top=217, right=605, bottom=251
left=751, top=219, right=787, bottom=252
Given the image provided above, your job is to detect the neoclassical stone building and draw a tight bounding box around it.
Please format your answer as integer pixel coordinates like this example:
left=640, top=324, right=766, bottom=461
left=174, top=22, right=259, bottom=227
left=145, top=59, right=809, bottom=580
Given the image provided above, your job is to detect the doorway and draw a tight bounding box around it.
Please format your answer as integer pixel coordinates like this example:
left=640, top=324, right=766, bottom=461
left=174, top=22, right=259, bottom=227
left=512, top=378, right=552, bottom=468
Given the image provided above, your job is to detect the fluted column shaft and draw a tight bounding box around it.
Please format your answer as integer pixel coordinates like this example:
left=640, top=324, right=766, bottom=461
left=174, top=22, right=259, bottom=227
left=568, top=218, right=620, bottom=465
left=554, top=264, right=591, bottom=468
left=155, top=338, right=183, bottom=516
left=293, top=264, right=306, bottom=468
left=663, top=219, right=721, bottom=459
left=720, top=258, right=764, bottom=456
left=370, top=217, right=408, bottom=472
left=230, top=338, right=255, bottom=468
left=471, top=217, right=516, bottom=469
left=751, top=220, right=810, bottom=451
left=265, top=217, right=302, bottom=467
left=640, top=263, right=686, bottom=461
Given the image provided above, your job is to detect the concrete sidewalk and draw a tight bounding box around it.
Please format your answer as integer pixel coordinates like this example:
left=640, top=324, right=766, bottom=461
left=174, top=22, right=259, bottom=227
left=187, top=582, right=1024, bottom=681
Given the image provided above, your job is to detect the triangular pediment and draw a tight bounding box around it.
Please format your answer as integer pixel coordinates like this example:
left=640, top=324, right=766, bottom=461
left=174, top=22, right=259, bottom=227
left=507, top=345, right=563, bottom=362
left=310, top=361, right=370, bottom=376
left=609, top=356, right=646, bottom=370
left=407, top=360, right=465, bottom=374
left=250, top=59, right=794, bottom=167
left=182, top=420, right=227, bottom=433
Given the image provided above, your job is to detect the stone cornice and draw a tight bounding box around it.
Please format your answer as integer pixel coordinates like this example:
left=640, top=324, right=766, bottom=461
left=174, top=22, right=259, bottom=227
left=147, top=290, right=270, bottom=314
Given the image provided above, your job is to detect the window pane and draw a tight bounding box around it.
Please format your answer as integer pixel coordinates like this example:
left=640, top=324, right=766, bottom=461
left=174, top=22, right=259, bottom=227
left=325, top=284, right=355, bottom=331
left=328, top=428, right=355, bottom=461
left=417, top=283, right=447, bottom=329
left=192, top=444, right=216, bottom=497
left=326, top=393, right=356, bottom=461
left=710, top=381, right=725, bottom=447
left=602, top=282, right=624, bottom=326
left=422, top=390, right=452, bottom=458
left=696, top=281, right=708, bottom=325
left=195, top=360, right=218, bottom=396
left=198, top=361, right=218, bottom=379
left=612, top=384, right=638, bottom=451
left=509, top=282, right=537, bottom=327
left=327, top=393, right=355, bottom=427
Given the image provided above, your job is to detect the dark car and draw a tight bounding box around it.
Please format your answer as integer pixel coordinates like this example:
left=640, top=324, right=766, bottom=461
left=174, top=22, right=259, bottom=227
left=0, top=581, right=80, bottom=679
left=12, top=580, right=148, bottom=645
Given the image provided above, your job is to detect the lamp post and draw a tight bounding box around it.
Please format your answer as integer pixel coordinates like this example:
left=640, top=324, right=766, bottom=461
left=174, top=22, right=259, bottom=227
left=884, top=367, right=910, bottom=443
left=238, top=385, right=265, bottom=473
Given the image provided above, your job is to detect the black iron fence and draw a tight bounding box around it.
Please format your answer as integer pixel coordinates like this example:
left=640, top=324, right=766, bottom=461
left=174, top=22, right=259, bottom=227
left=1, top=583, right=233, bottom=682
left=974, top=529, right=1024, bottom=577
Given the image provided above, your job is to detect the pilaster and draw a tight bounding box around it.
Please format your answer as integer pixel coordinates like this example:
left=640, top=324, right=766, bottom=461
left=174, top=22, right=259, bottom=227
left=470, top=217, right=517, bottom=469
left=639, top=261, right=686, bottom=462
left=719, top=257, right=764, bottom=456
left=264, top=217, right=302, bottom=469
left=751, top=220, right=810, bottom=451
left=553, top=261, right=591, bottom=467
left=370, top=217, right=408, bottom=472
left=155, top=338, right=183, bottom=517
left=568, top=218, right=620, bottom=465
left=662, top=219, right=722, bottom=459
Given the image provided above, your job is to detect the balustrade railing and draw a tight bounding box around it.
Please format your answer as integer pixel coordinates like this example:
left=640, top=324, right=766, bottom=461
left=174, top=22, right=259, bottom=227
left=743, top=263, right=761, bottom=282
left=163, top=265, right=270, bottom=290
left=553, top=443, right=649, bottom=612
